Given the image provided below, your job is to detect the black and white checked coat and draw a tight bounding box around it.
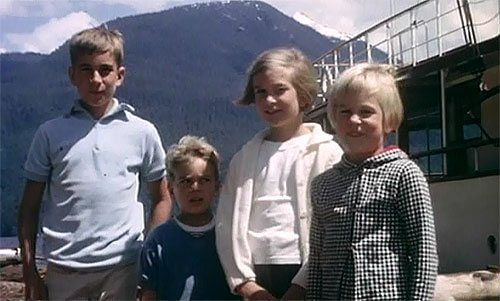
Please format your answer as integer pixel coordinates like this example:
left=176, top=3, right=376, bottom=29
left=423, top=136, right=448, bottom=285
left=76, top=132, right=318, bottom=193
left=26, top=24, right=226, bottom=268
left=306, top=148, right=438, bottom=300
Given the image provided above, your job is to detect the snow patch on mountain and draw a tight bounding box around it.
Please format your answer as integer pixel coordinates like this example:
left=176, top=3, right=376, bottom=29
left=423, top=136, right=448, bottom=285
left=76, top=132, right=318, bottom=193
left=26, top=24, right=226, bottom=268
left=293, top=12, right=352, bottom=41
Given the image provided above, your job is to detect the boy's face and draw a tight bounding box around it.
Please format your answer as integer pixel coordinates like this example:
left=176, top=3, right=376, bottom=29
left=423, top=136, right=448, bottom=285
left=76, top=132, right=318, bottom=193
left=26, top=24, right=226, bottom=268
left=69, top=50, right=125, bottom=118
left=332, top=91, right=386, bottom=163
left=170, top=157, right=219, bottom=218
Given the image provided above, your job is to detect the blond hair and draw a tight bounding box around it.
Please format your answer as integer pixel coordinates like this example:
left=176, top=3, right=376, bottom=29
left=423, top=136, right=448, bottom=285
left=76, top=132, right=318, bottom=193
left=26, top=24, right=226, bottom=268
left=69, top=27, right=124, bottom=66
left=326, top=63, right=403, bottom=132
left=238, top=47, right=317, bottom=111
left=166, top=135, right=220, bottom=181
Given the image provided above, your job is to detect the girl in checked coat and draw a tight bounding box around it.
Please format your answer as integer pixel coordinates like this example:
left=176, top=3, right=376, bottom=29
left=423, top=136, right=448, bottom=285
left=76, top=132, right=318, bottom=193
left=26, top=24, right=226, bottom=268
left=306, top=63, right=438, bottom=300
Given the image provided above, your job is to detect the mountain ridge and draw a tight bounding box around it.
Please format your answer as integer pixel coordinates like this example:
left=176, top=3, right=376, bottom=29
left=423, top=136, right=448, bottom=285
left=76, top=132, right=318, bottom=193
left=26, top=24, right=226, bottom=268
left=1, top=0, right=341, bottom=236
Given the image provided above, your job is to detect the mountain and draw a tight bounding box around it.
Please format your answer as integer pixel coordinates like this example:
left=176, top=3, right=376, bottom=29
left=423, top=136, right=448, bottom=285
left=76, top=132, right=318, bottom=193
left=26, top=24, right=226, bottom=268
left=293, top=12, right=352, bottom=41
left=0, top=0, right=341, bottom=236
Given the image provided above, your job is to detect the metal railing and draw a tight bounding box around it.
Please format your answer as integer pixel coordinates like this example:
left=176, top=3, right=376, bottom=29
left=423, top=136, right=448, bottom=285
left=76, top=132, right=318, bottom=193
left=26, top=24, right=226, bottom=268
left=410, top=138, right=499, bottom=181
left=311, top=0, right=499, bottom=108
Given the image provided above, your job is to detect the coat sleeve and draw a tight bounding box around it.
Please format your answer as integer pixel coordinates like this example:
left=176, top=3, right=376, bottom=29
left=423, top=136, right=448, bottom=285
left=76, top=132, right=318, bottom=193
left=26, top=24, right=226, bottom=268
left=305, top=177, right=325, bottom=300
left=215, top=152, right=256, bottom=292
left=397, top=161, right=439, bottom=300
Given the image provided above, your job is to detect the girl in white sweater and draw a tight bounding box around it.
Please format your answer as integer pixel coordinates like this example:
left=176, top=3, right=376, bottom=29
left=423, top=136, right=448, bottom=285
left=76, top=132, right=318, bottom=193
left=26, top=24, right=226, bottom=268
left=215, top=47, right=343, bottom=300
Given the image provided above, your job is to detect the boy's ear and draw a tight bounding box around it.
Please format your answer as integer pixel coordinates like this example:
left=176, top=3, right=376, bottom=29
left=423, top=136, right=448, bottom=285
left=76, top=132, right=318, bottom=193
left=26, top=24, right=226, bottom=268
left=68, top=66, right=76, bottom=86
left=116, top=66, right=126, bottom=86
left=167, top=180, right=175, bottom=197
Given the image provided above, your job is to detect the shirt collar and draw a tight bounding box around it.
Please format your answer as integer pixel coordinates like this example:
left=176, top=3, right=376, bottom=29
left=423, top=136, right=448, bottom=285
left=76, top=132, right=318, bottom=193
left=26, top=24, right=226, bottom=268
left=68, top=98, right=135, bottom=119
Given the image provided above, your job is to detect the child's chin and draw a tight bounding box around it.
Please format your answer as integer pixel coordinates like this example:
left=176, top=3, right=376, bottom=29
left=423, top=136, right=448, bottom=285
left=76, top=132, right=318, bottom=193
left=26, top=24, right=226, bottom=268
left=184, top=207, right=210, bottom=215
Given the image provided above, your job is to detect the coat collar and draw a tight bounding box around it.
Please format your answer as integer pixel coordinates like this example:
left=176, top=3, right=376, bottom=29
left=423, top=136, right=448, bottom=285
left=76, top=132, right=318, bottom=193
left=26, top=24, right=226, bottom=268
left=338, top=147, right=408, bottom=171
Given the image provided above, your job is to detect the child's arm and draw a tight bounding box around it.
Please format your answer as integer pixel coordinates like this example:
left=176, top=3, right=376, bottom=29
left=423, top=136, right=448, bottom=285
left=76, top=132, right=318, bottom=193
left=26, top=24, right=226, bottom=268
left=397, top=162, right=439, bottom=300
left=140, top=288, right=157, bottom=301
left=18, top=180, right=48, bottom=300
left=146, top=177, right=171, bottom=233
left=236, top=281, right=276, bottom=300
left=281, top=283, right=306, bottom=300
left=142, top=125, right=171, bottom=233
left=216, top=153, right=269, bottom=297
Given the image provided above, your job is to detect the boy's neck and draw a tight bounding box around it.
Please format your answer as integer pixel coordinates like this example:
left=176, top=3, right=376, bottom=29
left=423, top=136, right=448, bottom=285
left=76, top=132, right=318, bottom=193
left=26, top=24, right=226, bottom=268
left=177, top=211, right=213, bottom=227
left=79, top=99, right=114, bottom=120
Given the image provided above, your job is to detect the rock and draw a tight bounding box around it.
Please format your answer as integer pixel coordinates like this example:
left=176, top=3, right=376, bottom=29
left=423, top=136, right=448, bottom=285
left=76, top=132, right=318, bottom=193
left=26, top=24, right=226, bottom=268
left=434, top=268, right=500, bottom=301
left=0, top=263, right=46, bottom=299
left=0, top=281, right=24, bottom=299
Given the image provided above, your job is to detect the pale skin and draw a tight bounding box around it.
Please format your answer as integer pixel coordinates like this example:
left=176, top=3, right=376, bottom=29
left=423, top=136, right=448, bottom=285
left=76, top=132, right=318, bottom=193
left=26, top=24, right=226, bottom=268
left=17, top=180, right=48, bottom=300
left=253, top=67, right=311, bottom=142
left=145, top=178, right=172, bottom=234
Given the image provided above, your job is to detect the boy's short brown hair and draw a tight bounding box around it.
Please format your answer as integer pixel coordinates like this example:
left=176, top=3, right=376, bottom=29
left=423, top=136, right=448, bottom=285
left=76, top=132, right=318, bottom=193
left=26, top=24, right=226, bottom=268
left=69, top=27, right=124, bottom=66
left=166, top=135, right=220, bottom=182
left=326, top=63, right=404, bottom=133
left=238, top=47, right=317, bottom=111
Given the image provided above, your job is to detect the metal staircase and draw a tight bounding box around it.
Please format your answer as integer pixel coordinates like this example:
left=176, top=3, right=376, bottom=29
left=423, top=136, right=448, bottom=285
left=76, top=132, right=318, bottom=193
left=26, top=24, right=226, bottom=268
left=310, top=0, right=499, bottom=110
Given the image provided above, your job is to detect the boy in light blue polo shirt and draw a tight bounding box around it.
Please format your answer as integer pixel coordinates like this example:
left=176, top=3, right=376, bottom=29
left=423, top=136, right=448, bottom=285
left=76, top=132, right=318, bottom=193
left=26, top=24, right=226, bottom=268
left=18, top=27, right=172, bottom=300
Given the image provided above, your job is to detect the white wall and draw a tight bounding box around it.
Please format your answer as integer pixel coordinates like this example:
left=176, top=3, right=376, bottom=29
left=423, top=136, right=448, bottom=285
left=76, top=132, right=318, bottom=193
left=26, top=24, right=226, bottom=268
left=431, top=175, right=499, bottom=273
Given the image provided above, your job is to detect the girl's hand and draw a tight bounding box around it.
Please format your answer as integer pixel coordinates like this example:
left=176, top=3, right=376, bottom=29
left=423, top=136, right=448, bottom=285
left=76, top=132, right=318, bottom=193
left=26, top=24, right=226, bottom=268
left=281, top=284, right=306, bottom=300
left=237, top=281, right=277, bottom=300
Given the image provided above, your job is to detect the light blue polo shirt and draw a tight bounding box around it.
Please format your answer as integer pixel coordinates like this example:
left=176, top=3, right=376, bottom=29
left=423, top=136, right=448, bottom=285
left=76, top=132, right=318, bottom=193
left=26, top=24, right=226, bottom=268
left=24, top=98, right=166, bottom=269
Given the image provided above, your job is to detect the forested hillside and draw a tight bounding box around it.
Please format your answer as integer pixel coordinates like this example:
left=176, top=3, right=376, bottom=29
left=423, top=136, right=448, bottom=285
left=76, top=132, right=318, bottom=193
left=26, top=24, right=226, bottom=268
left=0, top=1, right=348, bottom=235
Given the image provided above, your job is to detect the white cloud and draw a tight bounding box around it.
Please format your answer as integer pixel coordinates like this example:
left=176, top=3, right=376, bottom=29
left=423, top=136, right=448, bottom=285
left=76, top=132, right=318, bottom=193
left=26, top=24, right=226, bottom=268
left=0, top=47, right=7, bottom=54
left=0, top=0, right=72, bottom=17
left=6, top=11, right=99, bottom=54
left=0, top=0, right=28, bottom=16
left=103, top=0, right=170, bottom=13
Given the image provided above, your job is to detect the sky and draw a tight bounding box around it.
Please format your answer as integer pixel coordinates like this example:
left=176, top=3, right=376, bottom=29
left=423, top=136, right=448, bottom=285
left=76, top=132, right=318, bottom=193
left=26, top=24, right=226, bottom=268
left=0, top=0, right=498, bottom=54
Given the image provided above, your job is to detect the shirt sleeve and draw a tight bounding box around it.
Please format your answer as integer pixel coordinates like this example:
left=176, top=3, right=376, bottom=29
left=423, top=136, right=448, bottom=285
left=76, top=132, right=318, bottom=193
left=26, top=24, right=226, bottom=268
left=141, top=124, right=166, bottom=182
left=140, top=232, right=161, bottom=292
left=24, top=125, right=51, bottom=182
left=397, top=161, right=439, bottom=300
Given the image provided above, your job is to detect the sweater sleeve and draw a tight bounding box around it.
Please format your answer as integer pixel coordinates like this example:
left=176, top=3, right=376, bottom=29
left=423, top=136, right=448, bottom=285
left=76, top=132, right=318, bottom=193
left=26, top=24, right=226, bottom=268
left=397, top=161, right=438, bottom=300
left=215, top=152, right=256, bottom=292
left=326, top=140, right=344, bottom=168
left=292, top=140, right=342, bottom=289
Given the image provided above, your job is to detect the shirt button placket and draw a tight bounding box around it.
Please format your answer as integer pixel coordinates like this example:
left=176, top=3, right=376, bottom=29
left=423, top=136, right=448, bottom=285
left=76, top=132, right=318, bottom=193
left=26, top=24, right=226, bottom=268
left=94, top=121, right=101, bottom=152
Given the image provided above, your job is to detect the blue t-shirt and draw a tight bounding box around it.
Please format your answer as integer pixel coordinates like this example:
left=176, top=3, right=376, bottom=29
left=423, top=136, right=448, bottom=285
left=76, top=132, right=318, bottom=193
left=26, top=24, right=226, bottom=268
left=140, top=218, right=237, bottom=300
